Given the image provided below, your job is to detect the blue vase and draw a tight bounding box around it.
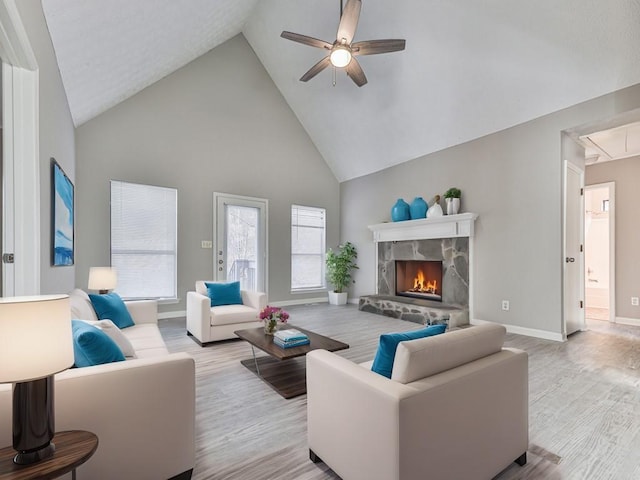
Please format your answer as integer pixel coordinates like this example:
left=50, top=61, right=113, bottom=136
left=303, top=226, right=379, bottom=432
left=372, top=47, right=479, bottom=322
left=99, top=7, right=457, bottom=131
left=391, top=199, right=410, bottom=222
left=409, top=197, right=428, bottom=220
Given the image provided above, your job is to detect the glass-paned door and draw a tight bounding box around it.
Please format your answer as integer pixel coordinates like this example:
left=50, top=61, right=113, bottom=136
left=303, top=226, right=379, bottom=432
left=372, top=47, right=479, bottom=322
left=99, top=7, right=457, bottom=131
left=214, top=193, right=268, bottom=292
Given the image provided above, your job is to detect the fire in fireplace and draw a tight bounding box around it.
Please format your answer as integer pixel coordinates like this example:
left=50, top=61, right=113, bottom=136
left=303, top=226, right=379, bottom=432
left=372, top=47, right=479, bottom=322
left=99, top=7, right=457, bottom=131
left=395, top=260, right=443, bottom=301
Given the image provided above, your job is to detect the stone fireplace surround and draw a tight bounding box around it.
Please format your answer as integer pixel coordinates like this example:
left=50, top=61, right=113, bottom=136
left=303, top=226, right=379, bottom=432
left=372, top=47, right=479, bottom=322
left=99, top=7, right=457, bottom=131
left=360, top=214, right=477, bottom=327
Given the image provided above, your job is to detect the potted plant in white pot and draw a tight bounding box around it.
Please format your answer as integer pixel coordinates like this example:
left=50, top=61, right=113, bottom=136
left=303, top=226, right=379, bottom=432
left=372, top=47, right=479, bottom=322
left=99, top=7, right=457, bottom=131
left=325, top=241, right=358, bottom=305
left=443, top=187, right=461, bottom=215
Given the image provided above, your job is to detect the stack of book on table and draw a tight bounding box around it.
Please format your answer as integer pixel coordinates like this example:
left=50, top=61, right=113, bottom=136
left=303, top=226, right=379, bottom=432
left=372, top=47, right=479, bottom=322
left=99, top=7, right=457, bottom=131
left=273, top=329, right=310, bottom=349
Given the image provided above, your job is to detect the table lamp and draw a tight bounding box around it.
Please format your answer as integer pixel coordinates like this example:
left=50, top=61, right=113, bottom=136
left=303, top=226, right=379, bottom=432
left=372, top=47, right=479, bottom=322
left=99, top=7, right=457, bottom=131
left=0, top=295, right=73, bottom=465
left=88, top=267, right=117, bottom=294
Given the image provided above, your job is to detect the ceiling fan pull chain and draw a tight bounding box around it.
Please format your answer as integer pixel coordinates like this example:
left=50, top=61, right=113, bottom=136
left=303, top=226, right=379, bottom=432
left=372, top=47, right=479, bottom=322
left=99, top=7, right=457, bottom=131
left=333, top=66, right=337, bottom=86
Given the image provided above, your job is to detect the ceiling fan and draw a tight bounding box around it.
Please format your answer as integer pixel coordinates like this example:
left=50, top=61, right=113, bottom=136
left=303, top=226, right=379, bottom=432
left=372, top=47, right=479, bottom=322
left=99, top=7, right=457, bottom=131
left=281, top=0, right=406, bottom=87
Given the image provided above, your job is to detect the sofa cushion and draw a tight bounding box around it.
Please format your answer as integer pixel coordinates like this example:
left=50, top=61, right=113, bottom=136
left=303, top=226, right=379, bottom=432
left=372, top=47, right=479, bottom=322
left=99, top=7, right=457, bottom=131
left=205, top=281, right=242, bottom=307
left=71, top=319, right=126, bottom=367
left=195, top=281, right=209, bottom=296
left=392, top=323, right=506, bottom=384
left=122, top=323, right=170, bottom=358
left=210, top=304, right=259, bottom=326
left=70, top=288, right=99, bottom=322
left=371, top=324, right=446, bottom=379
left=79, top=319, right=136, bottom=358
left=89, top=292, right=135, bottom=329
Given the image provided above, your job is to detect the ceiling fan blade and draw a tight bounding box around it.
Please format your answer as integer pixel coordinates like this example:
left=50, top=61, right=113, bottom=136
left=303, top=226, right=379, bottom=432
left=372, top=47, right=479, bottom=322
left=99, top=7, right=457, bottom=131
left=352, top=39, right=406, bottom=56
left=281, top=31, right=332, bottom=50
left=336, top=0, right=361, bottom=44
left=345, top=58, right=367, bottom=87
left=300, top=56, right=332, bottom=82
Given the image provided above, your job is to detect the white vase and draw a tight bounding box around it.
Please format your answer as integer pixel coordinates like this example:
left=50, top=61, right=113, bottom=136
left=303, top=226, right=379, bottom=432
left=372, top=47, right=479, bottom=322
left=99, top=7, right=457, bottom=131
left=328, top=291, right=348, bottom=305
left=427, top=203, right=443, bottom=218
left=446, top=197, right=460, bottom=215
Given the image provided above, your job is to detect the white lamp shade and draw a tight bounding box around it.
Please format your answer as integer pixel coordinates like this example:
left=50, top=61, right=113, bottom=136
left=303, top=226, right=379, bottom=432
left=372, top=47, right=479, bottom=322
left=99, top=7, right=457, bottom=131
left=88, top=267, right=117, bottom=291
left=0, top=295, right=74, bottom=383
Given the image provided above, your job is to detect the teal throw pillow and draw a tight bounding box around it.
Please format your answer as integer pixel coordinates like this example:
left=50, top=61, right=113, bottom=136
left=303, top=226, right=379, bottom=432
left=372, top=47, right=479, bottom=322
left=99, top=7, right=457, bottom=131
left=205, top=281, right=243, bottom=307
left=371, top=324, right=447, bottom=379
left=88, top=292, right=135, bottom=329
left=71, top=319, right=126, bottom=368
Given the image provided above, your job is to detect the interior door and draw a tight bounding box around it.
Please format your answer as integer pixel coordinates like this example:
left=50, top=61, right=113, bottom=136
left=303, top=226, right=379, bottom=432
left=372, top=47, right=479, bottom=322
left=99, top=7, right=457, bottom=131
left=213, top=193, right=268, bottom=293
left=563, top=160, right=585, bottom=336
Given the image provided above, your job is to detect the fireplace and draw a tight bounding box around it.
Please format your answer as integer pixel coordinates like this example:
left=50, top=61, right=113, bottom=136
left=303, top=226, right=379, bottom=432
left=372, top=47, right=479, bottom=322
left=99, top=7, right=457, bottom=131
left=362, top=214, right=476, bottom=327
left=395, top=260, right=443, bottom=302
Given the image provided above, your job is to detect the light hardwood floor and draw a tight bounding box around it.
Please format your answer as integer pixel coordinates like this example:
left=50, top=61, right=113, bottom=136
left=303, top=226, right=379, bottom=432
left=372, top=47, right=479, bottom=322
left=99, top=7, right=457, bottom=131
left=159, top=305, right=640, bottom=480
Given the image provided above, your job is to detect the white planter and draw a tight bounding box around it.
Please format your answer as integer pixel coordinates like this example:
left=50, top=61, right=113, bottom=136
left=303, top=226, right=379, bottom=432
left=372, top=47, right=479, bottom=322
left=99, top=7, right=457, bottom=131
left=445, top=197, right=460, bottom=215
left=328, top=291, right=348, bottom=305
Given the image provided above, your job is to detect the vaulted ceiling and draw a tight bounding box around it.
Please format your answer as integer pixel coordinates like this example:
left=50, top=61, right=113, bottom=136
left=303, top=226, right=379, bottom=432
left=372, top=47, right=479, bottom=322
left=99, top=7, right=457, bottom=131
left=42, top=0, right=640, bottom=182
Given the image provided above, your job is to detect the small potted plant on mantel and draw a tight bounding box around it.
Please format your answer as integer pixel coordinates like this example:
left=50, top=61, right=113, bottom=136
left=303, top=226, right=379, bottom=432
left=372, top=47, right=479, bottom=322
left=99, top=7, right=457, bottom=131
left=443, top=187, right=461, bottom=215
left=325, top=241, right=358, bottom=305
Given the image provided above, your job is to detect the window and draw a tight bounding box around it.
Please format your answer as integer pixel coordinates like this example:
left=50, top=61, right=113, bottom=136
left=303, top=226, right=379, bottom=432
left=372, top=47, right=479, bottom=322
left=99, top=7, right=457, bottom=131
left=111, top=181, right=177, bottom=300
left=291, top=205, right=326, bottom=291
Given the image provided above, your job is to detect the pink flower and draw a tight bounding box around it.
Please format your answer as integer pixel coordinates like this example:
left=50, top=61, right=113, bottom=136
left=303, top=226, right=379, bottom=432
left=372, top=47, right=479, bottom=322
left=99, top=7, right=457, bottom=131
left=259, top=305, right=289, bottom=323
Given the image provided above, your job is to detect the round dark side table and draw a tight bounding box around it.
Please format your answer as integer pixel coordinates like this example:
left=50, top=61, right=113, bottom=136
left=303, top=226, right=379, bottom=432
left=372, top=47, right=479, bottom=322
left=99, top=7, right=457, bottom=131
left=0, top=430, right=98, bottom=480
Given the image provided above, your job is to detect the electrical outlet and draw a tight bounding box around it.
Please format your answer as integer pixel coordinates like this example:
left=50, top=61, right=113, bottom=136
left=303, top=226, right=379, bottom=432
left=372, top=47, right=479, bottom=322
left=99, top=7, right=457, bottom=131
left=201, top=240, right=213, bottom=249
left=501, top=300, right=510, bottom=311
left=632, top=297, right=639, bottom=306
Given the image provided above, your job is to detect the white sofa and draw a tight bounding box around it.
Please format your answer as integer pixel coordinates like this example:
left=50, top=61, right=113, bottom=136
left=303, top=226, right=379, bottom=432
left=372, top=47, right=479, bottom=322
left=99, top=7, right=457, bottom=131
left=186, top=280, right=267, bottom=344
left=0, top=289, right=196, bottom=480
left=307, top=323, right=528, bottom=480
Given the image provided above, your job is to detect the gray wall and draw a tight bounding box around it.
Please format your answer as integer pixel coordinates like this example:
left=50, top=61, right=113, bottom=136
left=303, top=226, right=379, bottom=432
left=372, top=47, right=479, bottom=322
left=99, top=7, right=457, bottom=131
left=586, top=155, right=640, bottom=320
left=75, top=34, right=340, bottom=314
left=341, top=83, right=640, bottom=337
left=17, top=0, right=76, bottom=294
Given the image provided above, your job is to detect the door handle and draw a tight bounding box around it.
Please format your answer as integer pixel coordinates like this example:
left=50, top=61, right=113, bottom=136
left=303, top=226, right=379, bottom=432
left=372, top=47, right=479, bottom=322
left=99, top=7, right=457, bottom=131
left=565, top=257, right=575, bottom=263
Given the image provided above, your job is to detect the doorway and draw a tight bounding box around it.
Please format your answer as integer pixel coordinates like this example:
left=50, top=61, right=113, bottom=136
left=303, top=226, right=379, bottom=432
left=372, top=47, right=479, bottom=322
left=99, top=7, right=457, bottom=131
left=1, top=2, right=40, bottom=297
left=584, top=183, right=615, bottom=323
left=213, top=193, right=268, bottom=293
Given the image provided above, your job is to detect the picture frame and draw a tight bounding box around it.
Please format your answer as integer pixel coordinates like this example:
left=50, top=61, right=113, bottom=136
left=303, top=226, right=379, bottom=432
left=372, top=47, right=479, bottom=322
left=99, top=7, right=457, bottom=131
left=52, top=158, right=74, bottom=266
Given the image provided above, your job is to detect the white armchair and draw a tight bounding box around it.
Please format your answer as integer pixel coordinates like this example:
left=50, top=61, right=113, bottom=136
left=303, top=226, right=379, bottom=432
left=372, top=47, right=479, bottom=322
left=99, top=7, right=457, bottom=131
left=186, top=281, right=267, bottom=345
left=306, top=324, right=528, bottom=480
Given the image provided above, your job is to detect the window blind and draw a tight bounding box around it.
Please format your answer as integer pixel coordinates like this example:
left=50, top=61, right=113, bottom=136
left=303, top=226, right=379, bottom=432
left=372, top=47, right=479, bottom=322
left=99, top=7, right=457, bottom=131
left=291, top=205, right=326, bottom=291
left=110, top=181, right=177, bottom=300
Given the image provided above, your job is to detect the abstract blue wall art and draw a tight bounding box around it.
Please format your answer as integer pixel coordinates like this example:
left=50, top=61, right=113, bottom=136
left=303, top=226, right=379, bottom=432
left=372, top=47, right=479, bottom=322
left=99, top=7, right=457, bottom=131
left=52, top=159, right=74, bottom=266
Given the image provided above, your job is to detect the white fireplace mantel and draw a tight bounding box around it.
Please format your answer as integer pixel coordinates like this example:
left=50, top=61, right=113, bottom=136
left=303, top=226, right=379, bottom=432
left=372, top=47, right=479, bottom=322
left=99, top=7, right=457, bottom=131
left=368, top=213, right=478, bottom=243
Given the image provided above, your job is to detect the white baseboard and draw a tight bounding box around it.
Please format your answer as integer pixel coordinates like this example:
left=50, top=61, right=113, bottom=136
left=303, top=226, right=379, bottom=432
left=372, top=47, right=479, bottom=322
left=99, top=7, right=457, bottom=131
left=471, top=318, right=565, bottom=342
left=270, top=297, right=329, bottom=307
left=615, top=316, right=640, bottom=327
left=158, top=310, right=186, bottom=320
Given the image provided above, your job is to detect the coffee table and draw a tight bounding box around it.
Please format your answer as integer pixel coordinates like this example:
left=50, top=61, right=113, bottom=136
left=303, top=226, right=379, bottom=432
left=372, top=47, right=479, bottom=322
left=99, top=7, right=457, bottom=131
left=234, top=325, right=349, bottom=399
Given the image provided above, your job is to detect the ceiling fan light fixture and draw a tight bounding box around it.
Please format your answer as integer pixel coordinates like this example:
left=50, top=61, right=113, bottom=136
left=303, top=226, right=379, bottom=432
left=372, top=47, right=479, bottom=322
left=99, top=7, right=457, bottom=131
left=330, top=47, right=352, bottom=68
left=281, top=0, right=405, bottom=86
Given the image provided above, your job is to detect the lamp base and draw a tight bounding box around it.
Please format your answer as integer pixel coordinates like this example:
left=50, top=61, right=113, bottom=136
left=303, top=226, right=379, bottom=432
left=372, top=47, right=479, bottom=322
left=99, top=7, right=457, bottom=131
left=12, top=376, right=56, bottom=465
left=13, top=442, right=56, bottom=465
